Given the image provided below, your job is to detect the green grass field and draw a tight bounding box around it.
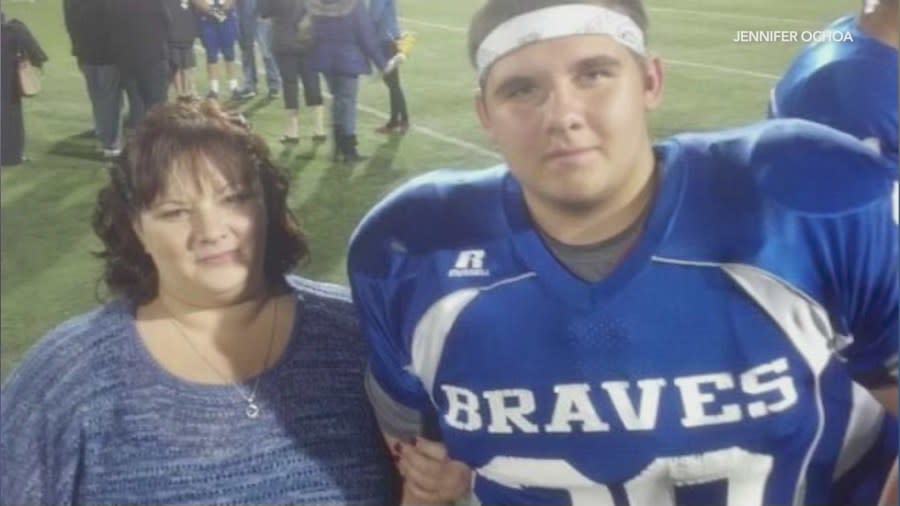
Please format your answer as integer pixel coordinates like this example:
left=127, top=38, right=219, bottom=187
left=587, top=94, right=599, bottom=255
left=0, top=0, right=848, bottom=378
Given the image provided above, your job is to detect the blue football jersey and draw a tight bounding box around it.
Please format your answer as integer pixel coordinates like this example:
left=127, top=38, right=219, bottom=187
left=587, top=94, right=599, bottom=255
left=348, top=119, right=898, bottom=506
left=770, top=16, right=899, bottom=165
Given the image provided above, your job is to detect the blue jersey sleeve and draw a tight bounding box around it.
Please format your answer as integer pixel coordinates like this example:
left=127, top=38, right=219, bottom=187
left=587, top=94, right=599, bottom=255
left=772, top=58, right=899, bottom=165
left=348, top=185, right=436, bottom=413
left=348, top=270, right=432, bottom=411
left=831, top=179, right=898, bottom=387
left=757, top=124, right=900, bottom=386
left=727, top=121, right=899, bottom=387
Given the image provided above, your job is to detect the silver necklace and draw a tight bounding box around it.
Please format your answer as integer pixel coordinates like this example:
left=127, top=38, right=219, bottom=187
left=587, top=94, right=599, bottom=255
left=167, top=298, right=278, bottom=419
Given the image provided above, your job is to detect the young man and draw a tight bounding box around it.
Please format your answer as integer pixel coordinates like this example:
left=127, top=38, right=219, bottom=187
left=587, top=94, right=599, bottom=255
left=770, top=0, right=898, bottom=165
left=348, top=0, right=899, bottom=504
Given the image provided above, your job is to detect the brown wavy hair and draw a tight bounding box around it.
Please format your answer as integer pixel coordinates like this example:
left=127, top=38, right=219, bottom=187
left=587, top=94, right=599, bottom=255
left=92, top=100, right=309, bottom=304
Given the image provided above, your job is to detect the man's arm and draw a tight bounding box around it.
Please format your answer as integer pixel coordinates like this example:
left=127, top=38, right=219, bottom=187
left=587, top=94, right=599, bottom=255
left=366, top=368, right=470, bottom=504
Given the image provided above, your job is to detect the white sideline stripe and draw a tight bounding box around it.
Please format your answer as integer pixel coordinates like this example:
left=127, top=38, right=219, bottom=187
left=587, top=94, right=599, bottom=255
left=666, top=59, right=778, bottom=80
left=402, top=6, right=820, bottom=26
left=647, top=6, right=820, bottom=25
left=325, top=93, right=502, bottom=159
left=400, top=17, right=780, bottom=81
left=254, top=66, right=496, bottom=158
left=355, top=101, right=501, bottom=159
left=400, top=17, right=466, bottom=33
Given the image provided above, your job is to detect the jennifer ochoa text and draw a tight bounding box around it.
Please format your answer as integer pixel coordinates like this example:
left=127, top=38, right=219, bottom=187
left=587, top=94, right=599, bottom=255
left=733, top=30, right=854, bottom=43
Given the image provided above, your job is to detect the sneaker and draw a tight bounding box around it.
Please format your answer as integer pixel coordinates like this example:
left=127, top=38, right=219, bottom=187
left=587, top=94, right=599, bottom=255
left=102, top=148, right=122, bottom=159
left=233, top=88, right=257, bottom=100
left=375, top=122, right=399, bottom=135
left=206, top=90, right=219, bottom=100
left=375, top=120, right=410, bottom=135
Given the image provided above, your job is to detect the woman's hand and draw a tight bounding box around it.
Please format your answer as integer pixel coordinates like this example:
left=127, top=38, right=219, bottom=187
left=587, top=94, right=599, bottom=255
left=394, top=437, right=472, bottom=505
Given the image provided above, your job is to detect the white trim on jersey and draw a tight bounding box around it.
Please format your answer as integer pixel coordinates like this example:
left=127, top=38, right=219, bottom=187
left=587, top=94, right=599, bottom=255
left=720, top=263, right=831, bottom=506
left=654, top=256, right=838, bottom=505
left=409, top=273, right=537, bottom=398
left=833, top=383, right=886, bottom=480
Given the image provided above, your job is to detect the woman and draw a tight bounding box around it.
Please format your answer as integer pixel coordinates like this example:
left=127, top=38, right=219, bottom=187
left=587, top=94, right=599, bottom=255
left=259, top=0, right=327, bottom=144
left=368, top=0, right=410, bottom=134
left=1, top=12, right=47, bottom=166
left=0, top=101, right=395, bottom=505
left=306, top=0, right=386, bottom=163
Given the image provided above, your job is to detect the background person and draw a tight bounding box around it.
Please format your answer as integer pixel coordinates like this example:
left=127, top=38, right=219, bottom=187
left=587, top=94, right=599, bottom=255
left=63, top=0, right=122, bottom=158
left=1, top=12, right=47, bottom=166
left=107, top=0, right=169, bottom=126
left=770, top=1, right=900, bottom=504
left=193, top=0, right=241, bottom=99
left=234, top=0, right=282, bottom=100
left=369, top=0, right=409, bottom=134
left=769, top=0, right=898, bottom=165
left=260, top=0, right=327, bottom=144
left=163, top=0, right=199, bottom=101
left=306, top=0, right=386, bottom=163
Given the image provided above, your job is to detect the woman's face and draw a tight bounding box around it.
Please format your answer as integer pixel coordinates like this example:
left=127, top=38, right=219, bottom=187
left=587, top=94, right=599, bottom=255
left=133, top=157, right=268, bottom=307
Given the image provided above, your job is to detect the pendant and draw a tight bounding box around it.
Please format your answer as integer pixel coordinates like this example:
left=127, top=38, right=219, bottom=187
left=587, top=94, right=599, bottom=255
left=246, top=402, right=260, bottom=419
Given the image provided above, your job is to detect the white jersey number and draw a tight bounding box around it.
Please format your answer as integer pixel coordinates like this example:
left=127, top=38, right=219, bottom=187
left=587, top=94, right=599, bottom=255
left=477, top=447, right=773, bottom=506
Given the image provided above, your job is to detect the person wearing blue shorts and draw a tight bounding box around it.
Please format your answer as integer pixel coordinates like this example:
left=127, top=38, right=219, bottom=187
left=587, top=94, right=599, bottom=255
left=193, top=0, right=240, bottom=99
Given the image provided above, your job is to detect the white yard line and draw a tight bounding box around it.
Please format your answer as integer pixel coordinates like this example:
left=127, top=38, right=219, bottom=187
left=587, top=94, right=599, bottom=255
left=646, top=6, right=820, bottom=26
left=400, top=17, right=466, bottom=33
left=351, top=99, right=502, bottom=159
left=400, top=16, right=782, bottom=81
left=665, top=59, right=778, bottom=80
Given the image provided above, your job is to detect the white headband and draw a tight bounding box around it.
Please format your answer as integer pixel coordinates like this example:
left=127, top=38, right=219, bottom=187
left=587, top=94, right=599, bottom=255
left=475, top=4, right=646, bottom=82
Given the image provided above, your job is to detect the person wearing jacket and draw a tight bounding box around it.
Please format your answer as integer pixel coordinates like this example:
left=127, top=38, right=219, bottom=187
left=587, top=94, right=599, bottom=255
left=1, top=12, right=47, bottom=166
left=63, top=0, right=122, bottom=158
left=259, top=0, right=327, bottom=144
left=306, top=0, right=385, bottom=163
left=106, top=0, right=170, bottom=126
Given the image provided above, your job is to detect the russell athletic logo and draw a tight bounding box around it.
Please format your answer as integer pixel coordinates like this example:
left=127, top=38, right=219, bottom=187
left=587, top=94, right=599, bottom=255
left=449, top=250, right=490, bottom=277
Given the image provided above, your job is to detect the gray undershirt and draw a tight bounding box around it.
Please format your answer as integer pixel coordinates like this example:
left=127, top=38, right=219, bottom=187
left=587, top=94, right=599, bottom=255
left=538, top=210, right=648, bottom=282
left=365, top=367, right=423, bottom=440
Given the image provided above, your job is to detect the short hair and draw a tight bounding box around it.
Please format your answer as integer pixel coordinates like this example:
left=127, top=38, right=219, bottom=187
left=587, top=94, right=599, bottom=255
left=92, top=100, right=309, bottom=304
left=467, top=0, right=649, bottom=69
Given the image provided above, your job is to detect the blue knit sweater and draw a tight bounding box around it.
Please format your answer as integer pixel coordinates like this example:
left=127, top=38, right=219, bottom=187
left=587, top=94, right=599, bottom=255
left=1, top=276, right=396, bottom=505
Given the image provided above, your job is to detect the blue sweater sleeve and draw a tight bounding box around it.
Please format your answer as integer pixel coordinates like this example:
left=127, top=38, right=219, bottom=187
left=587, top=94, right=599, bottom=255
left=1, top=321, right=93, bottom=505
